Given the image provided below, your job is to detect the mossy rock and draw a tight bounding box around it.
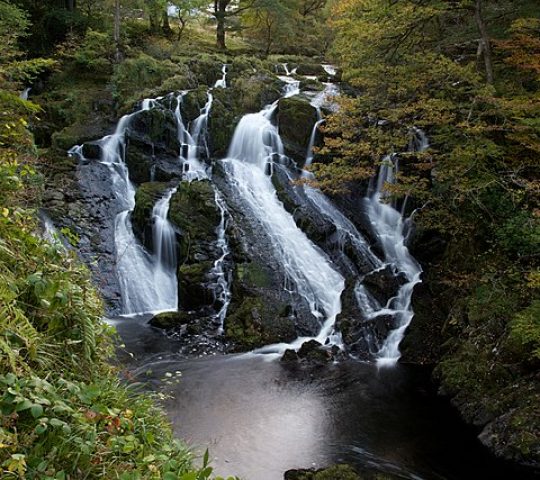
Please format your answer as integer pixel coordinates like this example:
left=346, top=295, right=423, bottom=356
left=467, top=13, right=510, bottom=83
left=232, top=74, right=282, bottom=113
left=186, top=54, right=226, bottom=87
left=284, top=464, right=361, bottom=480
left=225, top=296, right=297, bottom=351
left=132, top=182, right=169, bottom=250
left=180, top=86, right=210, bottom=124
left=208, top=88, right=240, bottom=158
left=128, top=108, right=180, bottom=155
left=124, top=141, right=153, bottom=184
left=169, top=180, right=220, bottom=264
left=295, top=63, right=328, bottom=77
left=235, top=262, right=272, bottom=289
left=149, top=311, right=191, bottom=329
left=277, top=96, right=318, bottom=161
left=179, top=261, right=215, bottom=309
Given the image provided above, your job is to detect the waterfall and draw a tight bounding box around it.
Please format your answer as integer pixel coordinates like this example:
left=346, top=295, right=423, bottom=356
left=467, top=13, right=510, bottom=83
left=152, top=187, right=178, bottom=271
left=74, top=99, right=178, bottom=316
left=223, top=89, right=345, bottom=355
left=214, top=64, right=228, bottom=88
left=20, top=87, right=31, bottom=100
left=174, top=92, right=210, bottom=181
left=304, top=114, right=324, bottom=168
left=210, top=189, right=232, bottom=333
left=360, top=130, right=429, bottom=366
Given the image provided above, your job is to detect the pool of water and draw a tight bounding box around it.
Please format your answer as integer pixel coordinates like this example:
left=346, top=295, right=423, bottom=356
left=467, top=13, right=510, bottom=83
left=111, top=315, right=534, bottom=480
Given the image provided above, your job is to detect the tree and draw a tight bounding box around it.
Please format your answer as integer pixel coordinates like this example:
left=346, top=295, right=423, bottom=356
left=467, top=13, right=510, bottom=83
left=243, top=0, right=298, bottom=55
left=168, top=0, right=207, bottom=40
left=210, top=0, right=258, bottom=50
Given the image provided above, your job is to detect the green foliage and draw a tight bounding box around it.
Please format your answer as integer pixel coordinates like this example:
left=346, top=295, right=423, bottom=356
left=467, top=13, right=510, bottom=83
left=112, top=53, right=182, bottom=105
left=510, top=301, right=540, bottom=361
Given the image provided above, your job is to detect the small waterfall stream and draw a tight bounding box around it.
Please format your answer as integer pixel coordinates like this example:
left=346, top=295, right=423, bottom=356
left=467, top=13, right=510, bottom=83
left=214, top=64, right=228, bottom=88
left=361, top=131, right=429, bottom=366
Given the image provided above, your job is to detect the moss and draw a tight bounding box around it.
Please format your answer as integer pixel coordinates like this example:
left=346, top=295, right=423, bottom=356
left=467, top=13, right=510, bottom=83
left=224, top=297, right=268, bottom=349
left=277, top=96, right=318, bottom=158
left=178, top=261, right=215, bottom=309
left=169, top=180, right=220, bottom=263
left=235, top=262, right=272, bottom=288
left=285, top=464, right=404, bottom=479
left=132, top=182, right=169, bottom=247
left=232, top=74, right=282, bottom=113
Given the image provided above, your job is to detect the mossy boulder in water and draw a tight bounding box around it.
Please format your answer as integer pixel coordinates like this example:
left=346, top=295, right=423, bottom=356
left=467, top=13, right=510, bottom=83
left=131, top=182, right=170, bottom=251
left=224, top=296, right=297, bottom=350
left=208, top=88, right=240, bottom=158
left=284, top=464, right=361, bottom=480
left=232, top=74, right=282, bottom=113
left=168, top=180, right=220, bottom=310
left=180, top=86, right=209, bottom=124
left=277, top=96, right=318, bottom=163
left=295, top=63, right=328, bottom=77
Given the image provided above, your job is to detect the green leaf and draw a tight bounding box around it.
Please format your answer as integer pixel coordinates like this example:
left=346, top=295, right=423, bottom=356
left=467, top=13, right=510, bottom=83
left=15, top=398, right=32, bottom=411
left=34, top=423, right=47, bottom=434
left=163, top=473, right=177, bottom=480
left=30, top=403, right=43, bottom=418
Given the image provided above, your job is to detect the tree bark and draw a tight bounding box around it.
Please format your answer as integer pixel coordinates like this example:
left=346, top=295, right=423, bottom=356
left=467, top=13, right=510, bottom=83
left=474, top=0, right=494, bottom=84
left=216, top=13, right=226, bottom=50
left=162, top=8, right=172, bottom=35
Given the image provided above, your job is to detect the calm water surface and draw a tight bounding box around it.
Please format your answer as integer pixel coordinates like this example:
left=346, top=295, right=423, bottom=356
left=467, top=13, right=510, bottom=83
left=112, top=315, right=536, bottom=480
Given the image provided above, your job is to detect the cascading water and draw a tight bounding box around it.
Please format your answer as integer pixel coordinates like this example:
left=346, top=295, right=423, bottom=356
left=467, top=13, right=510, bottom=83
left=90, top=99, right=178, bottom=315
left=20, top=87, right=31, bottom=100
left=214, top=64, right=228, bottom=88
left=223, top=87, right=345, bottom=355
left=360, top=131, right=429, bottom=366
left=174, top=92, right=211, bottom=181
left=152, top=187, right=178, bottom=272
left=210, top=189, right=232, bottom=333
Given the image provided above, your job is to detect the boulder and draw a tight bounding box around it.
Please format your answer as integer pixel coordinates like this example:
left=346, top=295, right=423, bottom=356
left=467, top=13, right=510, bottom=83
left=131, top=182, right=170, bottom=251
left=361, top=265, right=407, bottom=305
left=81, top=142, right=102, bottom=160
left=295, top=63, right=328, bottom=77
left=277, top=96, right=318, bottom=163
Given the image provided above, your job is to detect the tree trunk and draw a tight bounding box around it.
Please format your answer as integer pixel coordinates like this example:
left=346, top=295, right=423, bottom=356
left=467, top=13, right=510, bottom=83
left=216, top=13, right=226, bottom=50
left=114, top=0, right=122, bottom=63
left=178, top=18, right=187, bottom=41
left=474, top=0, right=494, bottom=84
left=162, top=8, right=172, bottom=35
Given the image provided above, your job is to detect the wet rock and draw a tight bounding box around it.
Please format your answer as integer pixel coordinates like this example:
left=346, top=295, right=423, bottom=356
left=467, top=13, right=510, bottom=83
left=284, top=464, right=361, bottom=480
left=277, top=96, right=318, bottom=163
left=81, top=142, right=102, bottom=160
left=208, top=88, right=240, bottom=158
left=125, top=108, right=181, bottom=184
left=179, top=261, right=215, bottom=309
left=131, top=182, right=170, bottom=251
left=149, top=311, right=191, bottom=329
left=362, top=265, right=407, bottom=305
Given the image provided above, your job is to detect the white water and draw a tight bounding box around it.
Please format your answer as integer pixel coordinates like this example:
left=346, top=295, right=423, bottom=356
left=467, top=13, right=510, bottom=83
left=152, top=187, right=178, bottom=272
left=362, top=131, right=429, bottom=366
left=321, top=64, right=337, bottom=76
left=20, top=87, right=31, bottom=100
left=174, top=93, right=209, bottom=181
left=223, top=92, right=345, bottom=356
left=210, top=189, right=232, bottom=333
left=214, top=64, right=228, bottom=88
left=99, top=100, right=178, bottom=315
